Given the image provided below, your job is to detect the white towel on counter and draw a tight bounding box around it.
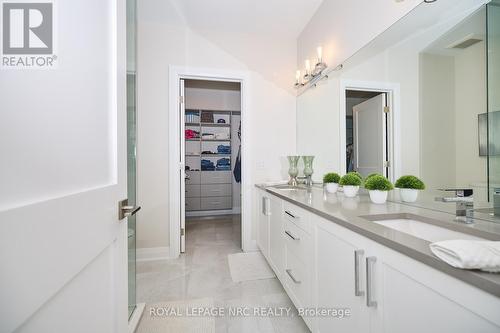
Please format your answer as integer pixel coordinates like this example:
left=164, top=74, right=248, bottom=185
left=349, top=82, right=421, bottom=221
left=429, top=240, right=500, bottom=273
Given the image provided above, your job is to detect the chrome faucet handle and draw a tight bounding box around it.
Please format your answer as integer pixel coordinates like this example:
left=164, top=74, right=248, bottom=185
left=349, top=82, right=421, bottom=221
left=437, top=188, right=473, bottom=197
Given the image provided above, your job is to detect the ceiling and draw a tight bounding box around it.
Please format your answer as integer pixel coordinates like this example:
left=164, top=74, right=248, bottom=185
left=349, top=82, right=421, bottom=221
left=171, top=0, right=324, bottom=39
left=423, top=6, right=486, bottom=57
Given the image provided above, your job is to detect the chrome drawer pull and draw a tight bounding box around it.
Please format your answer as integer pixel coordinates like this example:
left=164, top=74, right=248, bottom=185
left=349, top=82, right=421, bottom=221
left=285, top=230, right=300, bottom=241
left=354, top=250, right=365, bottom=297
left=366, top=256, right=377, bottom=307
left=285, top=269, right=301, bottom=284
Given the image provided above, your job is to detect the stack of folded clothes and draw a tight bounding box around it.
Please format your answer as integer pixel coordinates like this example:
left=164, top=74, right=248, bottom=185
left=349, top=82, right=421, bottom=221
left=216, top=158, right=231, bottom=171
left=185, top=129, right=200, bottom=139
left=201, top=159, right=215, bottom=171
left=202, top=133, right=215, bottom=140
left=217, top=145, right=231, bottom=154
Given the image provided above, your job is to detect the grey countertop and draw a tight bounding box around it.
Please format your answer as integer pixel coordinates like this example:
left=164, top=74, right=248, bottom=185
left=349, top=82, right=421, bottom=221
left=256, top=183, right=500, bottom=298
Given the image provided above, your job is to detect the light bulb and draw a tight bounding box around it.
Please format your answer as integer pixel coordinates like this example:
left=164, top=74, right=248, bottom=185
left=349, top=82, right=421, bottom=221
left=305, top=59, right=311, bottom=73
left=295, top=70, right=301, bottom=82
left=317, top=46, right=323, bottom=63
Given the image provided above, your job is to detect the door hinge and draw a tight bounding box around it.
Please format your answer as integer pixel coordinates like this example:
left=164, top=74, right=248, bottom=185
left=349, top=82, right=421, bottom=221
left=179, top=95, right=184, bottom=104
left=384, top=161, right=391, bottom=167
left=383, top=106, right=390, bottom=114
left=181, top=228, right=185, bottom=236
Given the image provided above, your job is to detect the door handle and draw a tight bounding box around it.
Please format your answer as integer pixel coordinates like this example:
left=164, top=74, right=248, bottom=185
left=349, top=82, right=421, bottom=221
left=366, top=256, right=377, bottom=307
left=284, top=230, right=300, bottom=240
left=118, top=199, right=141, bottom=220
left=285, top=269, right=301, bottom=284
left=354, top=249, right=365, bottom=297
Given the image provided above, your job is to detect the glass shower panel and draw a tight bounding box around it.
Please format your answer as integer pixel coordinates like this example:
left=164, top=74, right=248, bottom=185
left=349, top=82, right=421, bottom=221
left=487, top=0, right=500, bottom=204
left=126, top=0, right=137, bottom=320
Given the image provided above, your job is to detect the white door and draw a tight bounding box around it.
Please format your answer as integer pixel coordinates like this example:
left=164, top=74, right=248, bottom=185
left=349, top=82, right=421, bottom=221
left=315, top=225, right=370, bottom=333
left=0, top=1, right=128, bottom=332
left=353, top=93, right=387, bottom=177
left=179, top=79, right=186, bottom=253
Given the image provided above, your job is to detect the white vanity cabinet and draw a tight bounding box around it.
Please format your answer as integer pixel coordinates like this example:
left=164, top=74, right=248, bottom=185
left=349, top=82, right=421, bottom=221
left=313, top=215, right=500, bottom=333
left=315, top=219, right=370, bottom=333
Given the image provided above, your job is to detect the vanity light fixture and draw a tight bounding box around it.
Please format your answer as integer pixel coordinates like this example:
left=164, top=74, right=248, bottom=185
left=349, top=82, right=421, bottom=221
left=294, top=45, right=335, bottom=90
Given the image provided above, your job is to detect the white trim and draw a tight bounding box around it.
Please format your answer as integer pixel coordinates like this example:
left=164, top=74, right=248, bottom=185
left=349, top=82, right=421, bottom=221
left=169, top=66, right=252, bottom=259
left=339, top=79, right=401, bottom=182
left=128, top=302, right=145, bottom=333
left=136, top=247, right=171, bottom=262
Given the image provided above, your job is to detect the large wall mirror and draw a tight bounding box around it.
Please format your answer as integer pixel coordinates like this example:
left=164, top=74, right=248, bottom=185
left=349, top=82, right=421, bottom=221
left=296, top=0, right=500, bottom=220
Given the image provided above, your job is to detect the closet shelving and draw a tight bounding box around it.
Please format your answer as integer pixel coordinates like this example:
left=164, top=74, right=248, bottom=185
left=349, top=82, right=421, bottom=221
left=185, top=109, right=239, bottom=213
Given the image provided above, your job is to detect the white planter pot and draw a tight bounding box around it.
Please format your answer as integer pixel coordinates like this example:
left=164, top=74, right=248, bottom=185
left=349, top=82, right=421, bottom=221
left=343, top=185, right=359, bottom=198
left=325, top=183, right=339, bottom=193
left=369, top=190, right=388, bottom=204
left=400, top=188, right=419, bottom=202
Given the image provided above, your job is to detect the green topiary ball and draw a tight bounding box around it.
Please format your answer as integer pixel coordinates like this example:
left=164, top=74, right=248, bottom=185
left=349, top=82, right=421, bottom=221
left=364, top=175, right=394, bottom=191
left=339, top=173, right=362, bottom=186
left=323, top=172, right=341, bottom=183
left=395, top=175, right=425, bottom=190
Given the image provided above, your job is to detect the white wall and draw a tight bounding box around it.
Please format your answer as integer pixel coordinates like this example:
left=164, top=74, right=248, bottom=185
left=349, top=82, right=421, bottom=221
left=136, top=0, right=296, bottom=250
left=454, top=41, right=487, bottom=187
left=419, top=53, right=456, bottom=189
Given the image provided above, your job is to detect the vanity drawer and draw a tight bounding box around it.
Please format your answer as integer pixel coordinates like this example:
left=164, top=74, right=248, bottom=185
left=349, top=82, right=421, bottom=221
left=201, top=171, right=232, bottom=184
left=284, top=247, right=310, bottom=309
left=201, top=184, right=231, bottom=197
left=185, top=197, right=201, bottom=211
left=185, top=184, right=200, bottom=198
left=186, top=171, right=201, bottom=185
left=284, top=219, right=311, bottom=263
left=200, top=196, right=232, bottom=210
left=283, top=202, right=311, bottom=234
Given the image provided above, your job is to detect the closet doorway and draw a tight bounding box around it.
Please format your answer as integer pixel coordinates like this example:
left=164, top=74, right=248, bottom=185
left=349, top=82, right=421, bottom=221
left=340, top=80, right=401, bottom=183
left=180, top=79, right=242, bottom=253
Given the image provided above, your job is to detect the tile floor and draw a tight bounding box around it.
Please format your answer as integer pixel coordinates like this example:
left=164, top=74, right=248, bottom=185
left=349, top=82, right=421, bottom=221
left=136, top=215, right=310, bottom=332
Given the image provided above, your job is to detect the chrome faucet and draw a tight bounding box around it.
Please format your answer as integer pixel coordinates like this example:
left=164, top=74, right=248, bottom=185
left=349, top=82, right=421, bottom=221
left=297, top=175, right=313, bottom=188
left=435, top=189, right=474, bottom=224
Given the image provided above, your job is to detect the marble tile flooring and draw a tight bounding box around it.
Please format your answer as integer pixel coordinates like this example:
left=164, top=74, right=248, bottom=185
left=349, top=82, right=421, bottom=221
left=136, top=215, right=310, bottom=332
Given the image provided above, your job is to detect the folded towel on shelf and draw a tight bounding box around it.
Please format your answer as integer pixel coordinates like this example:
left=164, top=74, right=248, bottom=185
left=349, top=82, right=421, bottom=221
left=429, top=240, right=500, bottom=272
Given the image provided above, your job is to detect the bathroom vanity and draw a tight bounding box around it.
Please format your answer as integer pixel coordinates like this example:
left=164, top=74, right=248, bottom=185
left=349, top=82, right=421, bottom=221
left=255, top=185, right=500, bottom=333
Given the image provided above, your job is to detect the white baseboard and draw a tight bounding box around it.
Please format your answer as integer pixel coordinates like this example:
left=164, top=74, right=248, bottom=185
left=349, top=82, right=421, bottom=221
left=129, top=302, right=145, bottom=333
left=136, top=246, right=171, bottom=262
left=243, top=239, right=258, bottom=252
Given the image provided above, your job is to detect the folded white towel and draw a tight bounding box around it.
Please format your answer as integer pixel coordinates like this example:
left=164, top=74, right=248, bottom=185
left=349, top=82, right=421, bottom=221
left=429, top=240, right=500, bottom=273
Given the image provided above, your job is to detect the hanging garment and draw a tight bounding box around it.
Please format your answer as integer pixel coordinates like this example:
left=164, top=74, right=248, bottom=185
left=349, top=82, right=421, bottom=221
left=233, top=121, right=242, bottom=183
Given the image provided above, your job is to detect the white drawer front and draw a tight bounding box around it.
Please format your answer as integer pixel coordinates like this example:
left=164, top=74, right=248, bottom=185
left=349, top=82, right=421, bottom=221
left=200, top=196, right=232, bottom=210
left=186, top=171, right=201, bottom=185
left=284, top=248, right=310, bottom=308
left=284, top=219, right=311, bottom=263
left=201, top=184, right=231, bottom=197
left=201, top=171, right=232, bottom=184
left=185, top=184, right=201, bottom=198
left=185, top=197, right=201, bottom=211
left=283, top=202, right=311, bottom=234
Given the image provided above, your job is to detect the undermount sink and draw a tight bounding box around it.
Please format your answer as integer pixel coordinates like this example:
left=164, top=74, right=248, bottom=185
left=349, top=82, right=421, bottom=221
left=373, top=218, right=485, bottom=242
